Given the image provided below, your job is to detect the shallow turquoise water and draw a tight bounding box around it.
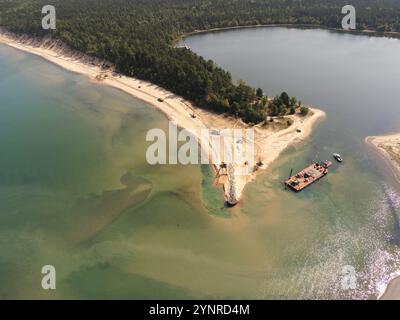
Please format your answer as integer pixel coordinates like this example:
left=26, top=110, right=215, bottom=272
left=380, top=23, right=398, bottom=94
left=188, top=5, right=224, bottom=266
left=0, top=44, right=225, bottom=299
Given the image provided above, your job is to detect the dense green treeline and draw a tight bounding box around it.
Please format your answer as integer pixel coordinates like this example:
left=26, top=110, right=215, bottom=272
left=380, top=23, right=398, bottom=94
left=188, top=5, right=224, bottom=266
left=1, top=0, right=400, bottom=123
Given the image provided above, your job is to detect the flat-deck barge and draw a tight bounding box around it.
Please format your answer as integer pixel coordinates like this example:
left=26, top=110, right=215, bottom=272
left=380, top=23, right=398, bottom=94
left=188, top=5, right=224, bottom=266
left=285, top=161, right=332, bottom=192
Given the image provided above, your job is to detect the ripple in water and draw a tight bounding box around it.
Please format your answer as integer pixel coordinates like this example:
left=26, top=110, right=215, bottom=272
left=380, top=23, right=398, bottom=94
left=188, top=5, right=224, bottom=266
left=258, top=184, right=400, bottom=299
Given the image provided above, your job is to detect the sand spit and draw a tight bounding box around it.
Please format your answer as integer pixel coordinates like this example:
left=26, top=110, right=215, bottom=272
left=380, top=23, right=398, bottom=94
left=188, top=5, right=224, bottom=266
left=0, top=30, right=325, bottom=204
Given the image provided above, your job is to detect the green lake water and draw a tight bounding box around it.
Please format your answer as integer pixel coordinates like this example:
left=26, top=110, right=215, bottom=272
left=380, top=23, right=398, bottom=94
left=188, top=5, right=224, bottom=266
left=1, top=27, right=400, bottom=299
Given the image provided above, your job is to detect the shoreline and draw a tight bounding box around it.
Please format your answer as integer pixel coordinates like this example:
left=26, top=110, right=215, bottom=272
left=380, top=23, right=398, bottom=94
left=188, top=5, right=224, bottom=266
left=176, top=23, right=400, bottom=45
left=0, top=30, right=325, bottom=205
left=365, top=134, right=400, bottom=300
left=365, top=134, right=400, bottom=189
left=380, top=275, right=400, bottom=300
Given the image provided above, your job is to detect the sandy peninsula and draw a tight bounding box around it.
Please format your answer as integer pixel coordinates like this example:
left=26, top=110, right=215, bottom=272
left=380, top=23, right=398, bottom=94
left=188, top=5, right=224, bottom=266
left=366, top=134, right=400, bottom=186
left=366, top=133, right=400, bottom=300
left=0, top=30, right=326, bottom=204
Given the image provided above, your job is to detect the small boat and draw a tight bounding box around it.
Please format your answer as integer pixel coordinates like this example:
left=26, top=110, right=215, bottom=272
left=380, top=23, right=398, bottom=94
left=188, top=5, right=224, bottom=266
left=333, top=153, right=343, bottom=163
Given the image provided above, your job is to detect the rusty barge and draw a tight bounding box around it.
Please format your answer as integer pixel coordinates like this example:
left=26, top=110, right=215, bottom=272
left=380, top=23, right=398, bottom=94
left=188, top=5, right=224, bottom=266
left=285, top=161, right=333, bottom=192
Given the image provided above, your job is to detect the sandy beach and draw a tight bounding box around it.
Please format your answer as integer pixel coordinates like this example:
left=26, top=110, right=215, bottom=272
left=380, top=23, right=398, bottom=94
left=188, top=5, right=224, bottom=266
left=366, top=134, right=400, bottom=300
left=380, top=276, right=400, bottom=300
left=0, top=31, right=325, bottom=204
left=365, top=134, right=400, bottom=187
